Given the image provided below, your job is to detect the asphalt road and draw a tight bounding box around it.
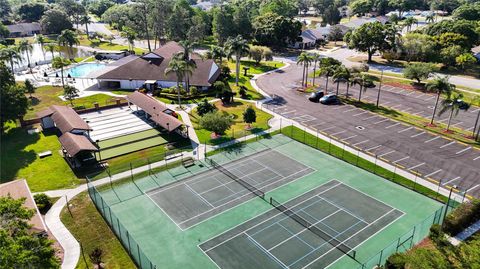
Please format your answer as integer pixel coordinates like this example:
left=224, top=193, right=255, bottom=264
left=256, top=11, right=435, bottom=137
left=256, top=62, right=480, bottom=198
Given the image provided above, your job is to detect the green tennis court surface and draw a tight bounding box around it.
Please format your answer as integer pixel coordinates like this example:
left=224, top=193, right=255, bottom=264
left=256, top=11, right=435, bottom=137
left=97, top=129, right=165, bottom=149
left=93, top=134, right=443, bottom=269
left=200, top=180, right=404, bottom=269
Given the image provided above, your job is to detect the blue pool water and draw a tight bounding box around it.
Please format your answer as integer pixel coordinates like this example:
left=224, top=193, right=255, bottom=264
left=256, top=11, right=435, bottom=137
left=53, top=63, right=106, bottom=78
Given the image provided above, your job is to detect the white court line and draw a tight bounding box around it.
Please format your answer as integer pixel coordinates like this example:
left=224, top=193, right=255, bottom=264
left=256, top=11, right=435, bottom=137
left=353, top=111, right=368, bottom=117
left=408, top=162, right=425, bottom=170
left=456, top=147, right=472, bottom=155
left=341, top=135, right=357, bottom=141
left=331, top=130, right=346, bottom=136
left=385, top=123, right=400, bottom=129
left=184, top=183, right=215, bottom=208
left=393, top=156, right=409, bottom=163
left=442, top=176, right=461, bottom=186
left=353, top=140, right=369, bottom=146
left=439, top=141, right=455, bottom=149
left=424, top=136, right=440, bottom=143
left=398, top=127, right=413, bottom=133
left=374, top=119, right=389, bottom=124
left=378, top=150, right=395, bottom=157
left=366, top=145, right=381, bottom=151
left=411, top=131, right=425, bottom=138
left=246, top=234, right=288, bottom=269
left=425, top=169, right=442, bottom=178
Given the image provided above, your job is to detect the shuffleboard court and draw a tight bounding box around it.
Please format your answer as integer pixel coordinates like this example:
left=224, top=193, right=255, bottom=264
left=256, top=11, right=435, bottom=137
left=146, top=148, right=315, bottom=230
left=199, top=180, right=404, bottom=269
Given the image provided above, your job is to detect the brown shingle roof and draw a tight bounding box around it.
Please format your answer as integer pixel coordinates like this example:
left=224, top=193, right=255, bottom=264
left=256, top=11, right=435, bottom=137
left=0, top=180, right=47, bottom=234
left=49, top=105, right=91, bottom=134
left=97, top=41, right=219, bottom=86
left=36, top=107, right=54, bottom=118
left=126, top=92, right=183, bottom=131
left=58, top=132, right=98, bottom=157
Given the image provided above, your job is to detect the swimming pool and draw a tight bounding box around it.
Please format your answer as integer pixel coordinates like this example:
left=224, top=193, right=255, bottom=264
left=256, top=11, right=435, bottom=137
left=52, top=63, right=106, bottom=78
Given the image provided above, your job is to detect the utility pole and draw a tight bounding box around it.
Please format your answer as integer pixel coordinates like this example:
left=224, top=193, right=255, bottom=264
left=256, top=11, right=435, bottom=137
left=376, top=70, right=383, bottom=108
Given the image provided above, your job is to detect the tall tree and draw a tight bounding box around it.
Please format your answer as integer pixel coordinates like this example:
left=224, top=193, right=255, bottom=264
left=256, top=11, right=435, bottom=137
left=426, top=76, right=455, bottom=125
left=310, top=53, right=321, bottom=86
left=212, top=5, right=236, bottom=45
left=252, top=12, right=302, bottom=48
left=297, top=52, right=311, bottom=88
left=64, top=85, right=80, bottom=106
left=0, top=63, right=29, bottom=132
left=351, top=73, right=374, bottom=101
left=18, top=2, right=47, bottom=22
left=0, top=196, right=59, bottom=267
left=0, top=46, right=21, bottom=74
left=166, top=0, right=194, bottom=41
left=24, top=79, right=36, bottom=98
left=344, top=22, right=388, bottom=62
left=120, top=27, right=136, bottom=52
left=225, top=35, right=250, bottom=86
left=318, top=57, right=341, bottom=94
left=18, top=39, right=33, bottom=73
left=51, top=57, right=71, bottom=87
left=176, top=41, right=197, bottom=93
left=332, top=65, right=350, bottom=96
left=40, top=9, right=73, bottom=34
left=35, top=34, right=47, bottom=61
left=80, top=15, right=92, bottom=38
left=165, top=55, right=186, bottom=107
left=210, top=45, right=226, bottom=66
left=57, top=29, right=79, bottom=59
left=438, top=92, right=469, bottom=131
left=44, top=43, right=57, bottom=60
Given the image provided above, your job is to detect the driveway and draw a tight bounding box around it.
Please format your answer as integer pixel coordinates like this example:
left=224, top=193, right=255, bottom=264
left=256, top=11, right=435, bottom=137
left=256, top=61, right=480, bottom=198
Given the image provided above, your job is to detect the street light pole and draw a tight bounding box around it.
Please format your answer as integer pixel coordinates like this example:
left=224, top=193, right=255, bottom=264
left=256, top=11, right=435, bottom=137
left=376, top=70, right=383, bottom=108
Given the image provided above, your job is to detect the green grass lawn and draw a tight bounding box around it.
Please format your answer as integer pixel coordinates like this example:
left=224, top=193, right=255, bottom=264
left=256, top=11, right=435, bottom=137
left=25, top=85, right=124, bottom=119
left=226, top=59, right=285, bottom=100
left=60, top=192, right=136, bottom=269
left=78, top=35, right=145, bottom=54
left=0, top=123, right=81, bottom=192
left=189, top=100, right=273, bottom=145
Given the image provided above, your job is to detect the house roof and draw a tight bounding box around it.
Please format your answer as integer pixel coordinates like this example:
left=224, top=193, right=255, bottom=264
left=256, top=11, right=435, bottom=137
left=38, top=105, right=91, bottom=134
left=58, top=132, right=98, bottom=157
left=342, top=16, right=388, bottom=28
left=0, top=180, right=48, bottom=234
left=6, top=22, right=41, bottom=33
left=96, top=41, right=220, bottom=87
left=126, top=92, right=183, bottom=131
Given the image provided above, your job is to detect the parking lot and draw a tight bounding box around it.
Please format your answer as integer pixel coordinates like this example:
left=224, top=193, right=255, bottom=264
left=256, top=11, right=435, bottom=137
left=256, top=62, right=480, bottom=198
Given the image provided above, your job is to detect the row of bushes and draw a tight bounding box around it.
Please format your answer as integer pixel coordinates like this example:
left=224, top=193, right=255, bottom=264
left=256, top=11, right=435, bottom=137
left=443, top=199, right=480, bottom=235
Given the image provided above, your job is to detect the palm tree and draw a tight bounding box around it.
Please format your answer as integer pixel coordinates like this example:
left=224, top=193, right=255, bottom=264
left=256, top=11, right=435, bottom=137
left=351, top=73, right=373, bottom=101
left=471, top=97, right=480, bottom=140
left=51, top=57, right=71, bottom=87
left=64, top=85, right=80, bottom=106
left=310, top=53, right=321, bottom=86
left=35, top=34, right=47, bottom=61
left=121, top=27, right=136, bottom=52
left=296, top=52, right=312, bottom=88
left=318, top=58, right=340, bottom=94
left=45, top=43, right=57, bottom=60
left=58, top=29, right=79, bottom=59
left=210, top=45, right=226, bottom=66
left=404, top=17, right=418, bottom=32
left=426, top=13, right=435, bottom=24
left=0, top=46, right=21, bottom=73
left=178, top=40, right=197, bottom=91
left=18, top=39, right=33, bottom=73
left=426, top=76, right=455, bottom=125
left=225, top=35, right=250, bottom=86
left=80, top=15, right=92, bottom=38
left=165, top=56, right=186, bottom=107
left=332, top=65, right=350, bottom=95
left=438, top=92, right=469, bottom=132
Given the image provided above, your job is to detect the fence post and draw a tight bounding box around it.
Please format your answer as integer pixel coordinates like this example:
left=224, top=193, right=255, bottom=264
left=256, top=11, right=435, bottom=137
left=147, top=158, right=151, bottom=175
left=342, top=144, right=346, bottom=159
left=378, top=249, right=384, bottom=266
left=303, top=127, right=306, bottom=144
left=328, top=137, right=332, bottom=154
left=413, top=171, right=418, bottom=190
left=130, top=163, right=134, bottom=182
left=127, top=231, right=132, bottom=255
left=373, top=155, right=378, bottom=174
left=291, top=123, right=293, bottom=137
left=356, top=150, right=360, bottom=166
left=280, top=117, right=282, bottom=132
left=137, top=244, right=142, bottom=267
left=410, top=226, right=416, bottom=248
left=316, top=130, right=319, bottom=149
left=391, top=166, right=397, bottom=183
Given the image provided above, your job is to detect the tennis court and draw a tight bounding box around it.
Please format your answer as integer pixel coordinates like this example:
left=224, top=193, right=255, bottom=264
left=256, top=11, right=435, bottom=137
left=146, top=149, right=315, bottom=229
left=90, top=134, right=445, bottom=269
left=200, top=180, right=404, bottom=269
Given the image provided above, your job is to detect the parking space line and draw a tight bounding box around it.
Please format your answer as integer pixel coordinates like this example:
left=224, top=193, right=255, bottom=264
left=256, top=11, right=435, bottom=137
left=456, top=147, right=472, bottom=154
left=343, top=108, right=358, bottom=113
left=280, top=110, right=296, bottom=115
left=382, top=101, right=391, bottom=105
left=364, top=115, right=379, bottom=120
left=366, top=145, right=381, bottom=151
left=332, top=106, right=344, bottom=110
left=411, top=131, right=425, bottom=138
left=466, top=126, right=474, bottom=131
left=320, top=126, right=336, bottom=132
left=408, top=162, right=425, bottom=170
left=468, top=184, right=480, bottom=192
left=385, top=123, right=400, bottom=129
left=353, top=111, right=368, bottom=117
left=331, top=130, right=346, bottom=136
left=405, top=91, right=415, bottom=96
left=442, top=176, right=461, bottom=186
left=378, top=150, right=395, bottom=157
left=439, top=141, right=455, bottom=149
left=425, top=169, right=442, bottom=178
left=341, top=135, right=357, bottom=141
left=437, top=118, right=448, bottom=123
left=425, top=96, right=435, bottom=101
left=398, top=127, right=414, bottom=133
left=417, top=93, right=425, bottom=98
left=451, top=121, right=463, bottom=127
left=390, top=104, right=401, bottom=109
left=424, top=136, right=440, bottom=143
left=374, top=119, right=389, bottom=124
left=393, top=156, right=409, bottom=164
left=473, top=155, right=480, bottom=161
left=471, top=108, right=480, bottom=113
left=353, top=140, right=369, bottom=146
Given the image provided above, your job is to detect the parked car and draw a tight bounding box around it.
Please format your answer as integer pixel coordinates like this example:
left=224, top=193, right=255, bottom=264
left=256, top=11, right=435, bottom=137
left=458, top=100, right=470, bottom=110
left=308, top=91, right=324, bottom=102
left=320, top=94, right=339, bottom=105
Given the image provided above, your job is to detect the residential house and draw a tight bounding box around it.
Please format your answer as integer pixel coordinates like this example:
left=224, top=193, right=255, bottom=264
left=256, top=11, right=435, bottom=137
left=6, top=22, right=42, bottom=37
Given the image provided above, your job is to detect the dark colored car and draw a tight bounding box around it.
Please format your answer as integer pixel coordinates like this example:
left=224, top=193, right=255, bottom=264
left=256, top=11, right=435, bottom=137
left=308, top=91, right=324, bottom=102
left=458, top=100, right=470, bottom=110
left=319, top=94, right=339, bottom=105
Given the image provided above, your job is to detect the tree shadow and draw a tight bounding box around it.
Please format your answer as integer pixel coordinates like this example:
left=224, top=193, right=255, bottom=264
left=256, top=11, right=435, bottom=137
left=0, top=125, right=41, bottom=183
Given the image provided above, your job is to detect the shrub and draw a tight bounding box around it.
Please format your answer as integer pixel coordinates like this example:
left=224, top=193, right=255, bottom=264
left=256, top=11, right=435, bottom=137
left=190, top=86, right=199, bottom=96
left=243, top=106, right=256, bottom=124
left=219, top=66, right=231, bottom=81
left=455, top=53, right=477, bottom=70
left=213, top=81, right=225, bottom=92
left=385, top=253, right=406, bottom=269
left=443, top=199, right=480, bottom=235
left=199, top=111, right=233, bottom=135
left=196, top=99, right=216, bottom=116
left=238, top=86, right=248, bottom=98
left=169, top=87, right=177, bottom=94
left=34, top=193, right=52, bottom=214
left=403, top=62, right=438, bottom=84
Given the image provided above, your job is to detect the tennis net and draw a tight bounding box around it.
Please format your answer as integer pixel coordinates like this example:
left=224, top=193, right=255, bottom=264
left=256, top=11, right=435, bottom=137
left=270, top=197, right=356, bottom=259
left=207, top=158, right=265, bottom=199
